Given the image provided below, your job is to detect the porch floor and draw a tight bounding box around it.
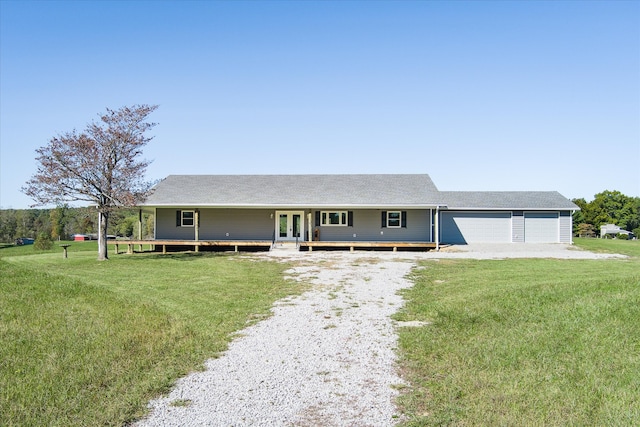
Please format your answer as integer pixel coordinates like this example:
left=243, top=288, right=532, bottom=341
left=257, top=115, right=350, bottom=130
left=112, top=239, right=273, bottom=254
left=112, top=240, right=438, bottom=254
left=300, top=241, right=437, bottom=252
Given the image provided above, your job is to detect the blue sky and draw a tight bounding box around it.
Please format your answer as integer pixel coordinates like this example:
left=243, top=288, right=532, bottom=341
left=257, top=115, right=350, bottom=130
left=1, top=0, right=638, bottom=209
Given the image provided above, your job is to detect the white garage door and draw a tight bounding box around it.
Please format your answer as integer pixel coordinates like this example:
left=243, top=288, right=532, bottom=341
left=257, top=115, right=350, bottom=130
left=441, top=212, right=512, bottom=244
left=524, top=212, right=558, bottom=243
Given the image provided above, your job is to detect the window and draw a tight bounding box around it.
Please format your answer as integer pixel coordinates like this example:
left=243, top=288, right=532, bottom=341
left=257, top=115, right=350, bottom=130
left=381, top=211, right=407, bottom=228
left=322, top=211, right=347, bottom=226
left=176, top=210, right=195, bottom=227
left=387, top=211, right=401, bottom=228
left=317, top=211, right=354, bottom=227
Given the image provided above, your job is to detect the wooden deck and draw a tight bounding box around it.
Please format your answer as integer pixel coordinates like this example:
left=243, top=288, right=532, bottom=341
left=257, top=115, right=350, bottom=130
left=112, top=240, right=438, bottom=254
left=300, top=241, right=437, bottom=252
left=112, top=239, right=273, bottom=254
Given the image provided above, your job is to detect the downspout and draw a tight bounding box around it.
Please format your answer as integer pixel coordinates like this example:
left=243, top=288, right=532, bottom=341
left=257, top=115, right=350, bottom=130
left=570, top=209, right=575, bottom=245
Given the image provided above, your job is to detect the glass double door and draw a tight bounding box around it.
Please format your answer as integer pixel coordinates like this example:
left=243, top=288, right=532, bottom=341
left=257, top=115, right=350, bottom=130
left=276, top=211, right=303, bottom=242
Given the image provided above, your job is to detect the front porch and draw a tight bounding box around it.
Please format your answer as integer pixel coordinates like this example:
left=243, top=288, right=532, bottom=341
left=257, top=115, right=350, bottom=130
left=112, top=239, right=438, bottom=254
left=112, top=239, right=273, bottom=254
left=301, top=241, right=437, bottom=252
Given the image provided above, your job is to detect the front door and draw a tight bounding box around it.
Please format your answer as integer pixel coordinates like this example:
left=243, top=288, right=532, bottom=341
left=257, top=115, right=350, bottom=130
left=276, top=211, right=304, bottom=242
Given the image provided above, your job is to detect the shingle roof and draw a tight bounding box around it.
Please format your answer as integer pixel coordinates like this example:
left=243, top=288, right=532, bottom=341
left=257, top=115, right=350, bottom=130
left=142, top=175, right=578, bottom=210
left=440, top=191, right=579, bottom=210
left=143, top=174, right=444, bottom=208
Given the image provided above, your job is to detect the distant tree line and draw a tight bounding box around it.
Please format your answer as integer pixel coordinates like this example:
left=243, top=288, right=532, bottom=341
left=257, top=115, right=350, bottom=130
left=572, top=190, right=640, bottom=238
left=0, top=205, right=154, bottom=243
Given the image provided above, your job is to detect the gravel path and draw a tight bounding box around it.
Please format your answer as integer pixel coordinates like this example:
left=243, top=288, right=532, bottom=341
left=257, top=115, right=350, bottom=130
left=136, top=254, right=414, bottom=426
left=135, top=244, right=623, bottom=426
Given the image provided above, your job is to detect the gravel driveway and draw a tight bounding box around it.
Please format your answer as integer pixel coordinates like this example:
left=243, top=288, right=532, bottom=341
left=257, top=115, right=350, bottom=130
left=135, top=244, right=623, bottom=426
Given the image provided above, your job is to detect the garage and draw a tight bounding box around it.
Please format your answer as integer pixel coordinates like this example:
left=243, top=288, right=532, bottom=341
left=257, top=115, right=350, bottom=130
left=524, top=212, right=559, bottom=243
left=440, top=211, right=512, bottom=244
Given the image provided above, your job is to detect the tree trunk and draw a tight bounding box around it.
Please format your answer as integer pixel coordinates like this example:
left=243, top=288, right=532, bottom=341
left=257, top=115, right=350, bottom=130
left=98, top=210, right=109, bottom=261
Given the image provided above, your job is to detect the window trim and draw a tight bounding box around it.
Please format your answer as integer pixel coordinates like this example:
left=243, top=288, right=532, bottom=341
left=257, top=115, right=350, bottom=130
left=386, top=211, right=402, bottom=228
left=181, top=210, right=195, bottom=227
left=321, top=211, right=348, bottom=227
left=382, top=210, right=407, bottom=228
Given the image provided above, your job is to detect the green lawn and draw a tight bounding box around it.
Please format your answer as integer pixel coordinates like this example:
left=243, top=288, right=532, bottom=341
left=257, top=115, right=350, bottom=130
left=0, top=246, right=303, bottom=426
left=395, top=239, right=640, bottom=426
left=573, top=236, right=640, bottom=258
left=3, top=239, right=639, bottom=426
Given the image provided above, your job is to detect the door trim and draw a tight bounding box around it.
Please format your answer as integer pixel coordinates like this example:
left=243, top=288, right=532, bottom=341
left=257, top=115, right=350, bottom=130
left=275, top=211, right=305, bottom=242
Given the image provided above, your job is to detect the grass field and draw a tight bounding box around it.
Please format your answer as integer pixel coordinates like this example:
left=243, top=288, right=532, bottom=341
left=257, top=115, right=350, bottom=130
left=0, top=243, right=304, bottom=426
left=2, top=239, right=639, bottom=426
left=395, top=238, right=640, bottom=426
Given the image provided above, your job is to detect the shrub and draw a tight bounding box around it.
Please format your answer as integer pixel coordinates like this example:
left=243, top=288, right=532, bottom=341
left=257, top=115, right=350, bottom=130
left=617, top=233, right=629, bottom=240
left=576, top=223, right=596, bottom=238
left=34, top=233, right=53, bottom=250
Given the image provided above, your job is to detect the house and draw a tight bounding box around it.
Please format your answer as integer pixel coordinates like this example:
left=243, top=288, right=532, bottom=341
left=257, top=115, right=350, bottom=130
left=600, top=224, right=634, bottom=239
left=132, top=174, right=578, bottom=252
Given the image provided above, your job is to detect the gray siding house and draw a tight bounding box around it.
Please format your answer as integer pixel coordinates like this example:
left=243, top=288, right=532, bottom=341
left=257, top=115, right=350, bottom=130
left=139, top=174, right=578, bottom=250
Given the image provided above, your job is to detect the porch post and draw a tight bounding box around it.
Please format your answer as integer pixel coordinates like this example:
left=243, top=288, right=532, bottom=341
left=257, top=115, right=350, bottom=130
left=194, top=210, right=200, bottom=253
left=194, top=210, right=200, bottom=241
left=138, top=209, right=143, bottom=252
left=152, top=207, right=157, bottom=251
left=307, top=213, right=312, bottom=242
left=435, top=206, right=440, bottom=251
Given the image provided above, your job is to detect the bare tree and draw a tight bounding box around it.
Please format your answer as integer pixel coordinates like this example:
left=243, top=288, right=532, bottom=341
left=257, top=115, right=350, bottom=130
left=23, top=105, right=158, bottom=260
